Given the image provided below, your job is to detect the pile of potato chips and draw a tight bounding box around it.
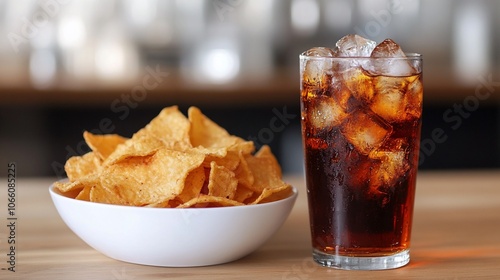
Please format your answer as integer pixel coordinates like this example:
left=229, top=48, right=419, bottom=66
left=54, top=106, right=293, bottom=208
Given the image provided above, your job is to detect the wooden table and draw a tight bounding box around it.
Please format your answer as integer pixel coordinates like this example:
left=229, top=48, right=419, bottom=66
left=4, top=170, right=500, bottom=279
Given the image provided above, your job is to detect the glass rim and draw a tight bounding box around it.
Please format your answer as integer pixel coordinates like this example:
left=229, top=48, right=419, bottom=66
left=299, top=52, right=422, bottom=60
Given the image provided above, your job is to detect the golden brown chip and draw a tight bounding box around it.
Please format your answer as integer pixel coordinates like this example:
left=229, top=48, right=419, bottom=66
left=135, top=106, right=192, bottom=144
left=143, top=200, right=176, bottom=208
left=176, top=194, right=244, bottom=208
left=99, top=147, right=205, bottom=206
left=53, top=183, right=82, bottom=199
left=90, top=185, right=127, bottom=205
left=228, top=141, right=255, bottom=155
left=54, top=173, right=99, bottom=194
left=188, top=107, right=246, bottom=149
left=65, top=152, right=101, bottom=181
left=103, top=134, right=164, bottom=165
left=83, top=131, right=127, bottom=161
left=176, top=166, right=206, bottom=203
left=234, top=151, right=254, bottom=188
left=53, top=180, right=75, bottom=193
left=201, top=149, right=241, bottom=171
left=61, top=106, right=292, bottom=208
left=207, top=162, right=238, bottom=200
left=255, top=145, right=283, bottom=177
left=244, top=145, right=286, bottom=193
left=250, top=185, right=293, bottom=204
left=103, top=107, right=193, bottom=166
left=75, top=186, right=92, bottom=201
left=233, top=185, right=254, bottom=203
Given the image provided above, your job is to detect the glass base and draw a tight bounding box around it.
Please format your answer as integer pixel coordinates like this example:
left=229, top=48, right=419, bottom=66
left=312, top=249, right=410, bottom=270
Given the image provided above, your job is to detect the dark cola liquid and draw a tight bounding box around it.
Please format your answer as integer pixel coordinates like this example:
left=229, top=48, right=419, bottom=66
left=301, top=72, right=422, bottom=257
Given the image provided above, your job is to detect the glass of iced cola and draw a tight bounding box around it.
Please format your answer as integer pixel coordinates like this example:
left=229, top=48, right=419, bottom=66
left=300, top=35, right=423, bottom=270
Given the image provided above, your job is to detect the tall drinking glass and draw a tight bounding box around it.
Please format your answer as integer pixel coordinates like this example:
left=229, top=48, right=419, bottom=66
left=300, top=51, right=423, bottom=270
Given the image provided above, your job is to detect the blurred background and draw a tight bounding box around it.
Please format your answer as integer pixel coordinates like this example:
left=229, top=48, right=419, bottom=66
left=0, top=0, right=499, bottom=177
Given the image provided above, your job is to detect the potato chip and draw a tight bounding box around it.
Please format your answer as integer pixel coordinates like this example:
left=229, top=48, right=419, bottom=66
left=53, top=180, right=77, bottom=193
left=143, top=200, right=179, bottom=208
left=207, top=162, right=238, bottom=200
left=193, top=141, right=254, bottom=171
left=65, top=152, right=101, bottom=181
left=233, top=151, right=254, bottom=188
left=176, top=194, right=244, bottom=208
left=143, top=201, right=170, bottom=208
left=255, top=145, right=283, bottom=177
left=56, top=106, right=293, bottom=208
left=228, top=141, right=255, bottom=155
left=176, top=166, right=206, bottom=203
left=99, top=147, right=205, bottom=206
left=83, top=131, right=127, bottom=161
left=103, top=107, right=193, bottom=166
left=75, top=186, right=92, bottom=201
left=201, top=149, right=241, bottom=171
left=188, top=107, right=245, bottom=149
left=250, top=185, right=294, bottom=204
left=54, top=183, right=85, bottom=199
left=90, top=185, right=127, bottom=205
left=244, top=145, right=286, bottom=193
left=103, top=134, right=164, bottom=165
left=233, top=185, right=254, bottom=203
left=135, top=106, right=192, bottom=144
left=54, top=173, right=99, bottom=194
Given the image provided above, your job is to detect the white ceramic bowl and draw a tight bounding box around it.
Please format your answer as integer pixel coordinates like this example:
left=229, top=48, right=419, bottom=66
left=49, top=184, right=297, bottom=267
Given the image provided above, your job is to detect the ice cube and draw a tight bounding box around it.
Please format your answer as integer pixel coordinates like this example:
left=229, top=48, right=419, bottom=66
left=308, top=95, right=348, bottom=130
left=370, top=76, right=407, bottom=122
left=304, top=47, right=336, bottom=58
left=340, top=109, right=392, bottom=155
left=404, top=78, right=423, bottom=120
left=342, top=67, right=375, bottom=104
left=368, top=146, right=409, bottom=192
left=330, top=78, right=354, bottom=109
left=370, top=75, right=422, bottom=122
left=369, top=39, right=415, bottom=77
left=301, top=47, right=336, bottom=87
left=366, top=138, right=410, bottom=199
left=334, top=34, right=376, bottom=57
left=375, top=137, right=407, bottom=152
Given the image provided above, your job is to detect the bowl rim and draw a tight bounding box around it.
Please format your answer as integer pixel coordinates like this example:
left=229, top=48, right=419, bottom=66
left=49, top=182, right=298, bottom=212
